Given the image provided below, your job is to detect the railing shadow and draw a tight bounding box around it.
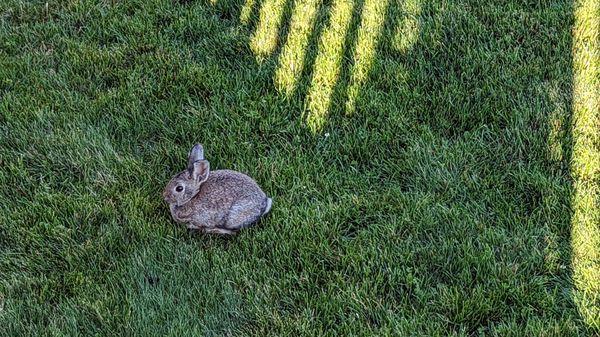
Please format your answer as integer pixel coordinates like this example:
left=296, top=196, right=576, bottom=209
left=233, top=0, right=423, bottom=133
left=222, top=0, right=599, bottom=331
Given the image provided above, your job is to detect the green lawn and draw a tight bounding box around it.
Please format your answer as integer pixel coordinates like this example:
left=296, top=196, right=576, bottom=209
left=1, top=0, right=598, bottom=335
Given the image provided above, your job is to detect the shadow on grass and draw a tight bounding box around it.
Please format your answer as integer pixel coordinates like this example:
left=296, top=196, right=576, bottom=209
left=226, top=0, right=599, bottom=331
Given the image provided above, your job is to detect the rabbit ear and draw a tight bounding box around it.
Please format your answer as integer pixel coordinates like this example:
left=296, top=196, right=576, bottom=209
left=188, top=144, right=204, bottom=169
left=189, top=160, right=210, bottom=183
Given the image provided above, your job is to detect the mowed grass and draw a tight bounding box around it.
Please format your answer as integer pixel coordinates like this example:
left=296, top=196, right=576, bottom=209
left=0, top=0, right=598, bottom=335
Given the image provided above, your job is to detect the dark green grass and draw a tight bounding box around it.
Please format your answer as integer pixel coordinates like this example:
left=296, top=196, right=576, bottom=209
left=0, top=0, right=597, bottom=335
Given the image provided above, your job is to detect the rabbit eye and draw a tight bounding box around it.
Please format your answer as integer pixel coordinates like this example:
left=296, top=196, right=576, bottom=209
left=175, top=186, right=184, bottom=192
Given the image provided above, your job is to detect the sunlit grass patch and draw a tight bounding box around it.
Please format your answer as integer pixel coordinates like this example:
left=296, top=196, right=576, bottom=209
left=250, top=0, right=288, bottom=57
left=393, top=0, right=422, bottom=53
left=571, top=0, right=600, bottom=329
left=274, top=0, right=322, bottom=95
left=239, top=0, right=257, bottom=24
left=305, top=0, right=354, bottom=132
left=344, top=0, right=389, bottom=114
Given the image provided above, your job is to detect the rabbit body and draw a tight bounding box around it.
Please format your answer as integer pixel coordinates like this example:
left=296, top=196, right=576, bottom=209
left=163, top=145, right=272, bottom=234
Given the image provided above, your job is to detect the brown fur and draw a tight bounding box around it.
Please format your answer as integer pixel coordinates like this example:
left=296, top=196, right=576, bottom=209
left=163, top=144, right=272, bottom=234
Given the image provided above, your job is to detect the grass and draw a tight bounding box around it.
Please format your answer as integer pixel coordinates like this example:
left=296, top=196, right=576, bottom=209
left=0, top=0, right=598, bottom=335
left=571, top=0, right=599, bottom=328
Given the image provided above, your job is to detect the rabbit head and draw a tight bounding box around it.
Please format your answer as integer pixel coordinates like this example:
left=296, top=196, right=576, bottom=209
left=163, top=144, right=210, bottom=207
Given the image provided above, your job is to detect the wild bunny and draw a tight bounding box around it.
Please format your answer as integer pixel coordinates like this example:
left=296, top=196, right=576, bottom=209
left=163, top=144, right=272, bottom=234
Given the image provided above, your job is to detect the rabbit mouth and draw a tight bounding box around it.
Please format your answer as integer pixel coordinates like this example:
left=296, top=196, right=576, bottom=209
left=173, top=196, right=192, bottom=207
left=163, top=194, right=179, bottom=205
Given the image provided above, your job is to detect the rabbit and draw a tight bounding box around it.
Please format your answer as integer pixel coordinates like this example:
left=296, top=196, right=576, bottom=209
left=163, top=144, right=272, bottom=235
